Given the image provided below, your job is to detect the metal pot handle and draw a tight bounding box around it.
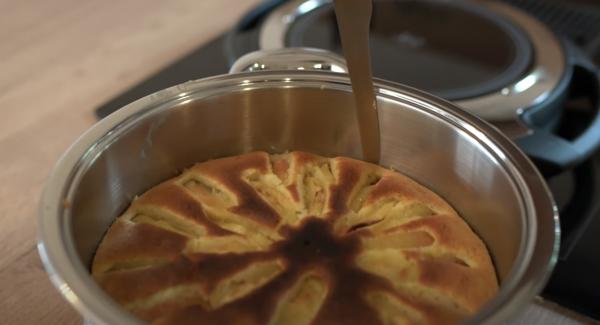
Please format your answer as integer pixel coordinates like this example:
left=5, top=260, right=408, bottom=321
left=517, top=40, right=600, bottom=175
left=229, top=48, right=347, bottom=74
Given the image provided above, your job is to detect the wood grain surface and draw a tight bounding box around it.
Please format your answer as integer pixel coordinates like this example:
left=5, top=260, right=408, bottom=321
left=0, top=0, right=593, bottom=324
left=0, top=0, right=260, bottom=323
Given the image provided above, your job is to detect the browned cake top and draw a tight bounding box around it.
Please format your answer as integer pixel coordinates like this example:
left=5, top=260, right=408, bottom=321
left=92, top=151, right=498, bottom=325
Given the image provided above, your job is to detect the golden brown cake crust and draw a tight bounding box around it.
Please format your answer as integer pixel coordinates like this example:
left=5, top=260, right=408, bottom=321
left=92, top=151, right=498, bottom=325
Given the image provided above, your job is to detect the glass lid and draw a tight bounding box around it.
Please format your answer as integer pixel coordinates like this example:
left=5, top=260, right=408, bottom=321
left=285, top=0, right=533, bottom=100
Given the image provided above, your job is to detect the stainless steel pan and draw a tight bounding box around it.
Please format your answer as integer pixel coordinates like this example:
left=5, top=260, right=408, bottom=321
left=38, top=49, right=559, bottom=324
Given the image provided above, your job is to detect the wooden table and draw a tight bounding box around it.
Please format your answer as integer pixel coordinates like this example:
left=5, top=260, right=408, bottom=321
left=0, top=0, right=261, bottom=323
left=0, top=0, right=593, bottom=324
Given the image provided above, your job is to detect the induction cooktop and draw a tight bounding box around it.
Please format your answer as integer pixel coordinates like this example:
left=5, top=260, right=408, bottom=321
left=94, top=0, right=600, bottom=320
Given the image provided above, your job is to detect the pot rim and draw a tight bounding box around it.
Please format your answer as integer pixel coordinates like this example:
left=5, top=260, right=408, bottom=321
left=37, top=70, right=560, bottom=325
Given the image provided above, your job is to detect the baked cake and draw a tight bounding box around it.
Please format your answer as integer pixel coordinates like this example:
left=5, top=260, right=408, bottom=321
left=92, top=151, right=498, bottom=324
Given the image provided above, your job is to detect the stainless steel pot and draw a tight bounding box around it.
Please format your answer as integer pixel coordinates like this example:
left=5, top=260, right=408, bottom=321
left=38, top=49, right=559, bottom=325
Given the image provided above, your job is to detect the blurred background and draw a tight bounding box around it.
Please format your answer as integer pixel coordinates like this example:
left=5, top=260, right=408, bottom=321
left=1, top=0, right=600, bottom=323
